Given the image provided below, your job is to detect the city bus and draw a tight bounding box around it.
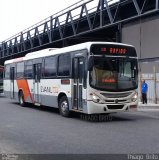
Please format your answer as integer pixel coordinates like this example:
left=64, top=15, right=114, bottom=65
left=4, top=42, right=138, bottom=117
left=0, top=65, right=4, bottom=93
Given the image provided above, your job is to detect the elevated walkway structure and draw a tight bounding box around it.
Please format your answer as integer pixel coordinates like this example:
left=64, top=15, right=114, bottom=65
left=0, top=0, right=159, bottom=63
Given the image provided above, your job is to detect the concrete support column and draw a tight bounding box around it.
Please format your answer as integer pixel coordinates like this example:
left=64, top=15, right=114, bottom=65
left=116, top=23, right=122, bottom=42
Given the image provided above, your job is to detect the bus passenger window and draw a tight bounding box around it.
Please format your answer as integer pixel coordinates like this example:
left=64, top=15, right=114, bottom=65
left=58, top=54, right=71, bottom=77
left=16, top=62, right=24, bottom=78
left=25, top=61, right=33, bottom=78
left=44, top=56, right=57, bottom=77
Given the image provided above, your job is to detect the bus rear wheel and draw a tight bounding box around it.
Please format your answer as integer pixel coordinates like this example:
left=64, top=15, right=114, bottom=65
left=59, top=96, right=70, bottom=117
left=19, top=91, right=26, bottom=107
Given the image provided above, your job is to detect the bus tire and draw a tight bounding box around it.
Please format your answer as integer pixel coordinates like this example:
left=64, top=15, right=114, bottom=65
left=59, top=96, right=70, bottom=117
left=19, top=91, right=26, bottom=107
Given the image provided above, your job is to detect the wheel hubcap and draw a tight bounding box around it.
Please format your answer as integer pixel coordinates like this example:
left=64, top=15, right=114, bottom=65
left=20, top=96, right=23, bottom=104
left=61, top=101, right=68, bottom=113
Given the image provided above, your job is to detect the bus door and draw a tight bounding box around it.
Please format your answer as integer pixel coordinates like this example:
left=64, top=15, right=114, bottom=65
left=10, top=67, right=15, bottom=98
left=33, top=63, right=41, bottom=104
left=73, top=57, right=86, bottom=110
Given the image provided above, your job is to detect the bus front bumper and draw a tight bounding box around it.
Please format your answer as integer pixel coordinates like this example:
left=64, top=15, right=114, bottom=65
left=86, top=101, right=138, bottom=114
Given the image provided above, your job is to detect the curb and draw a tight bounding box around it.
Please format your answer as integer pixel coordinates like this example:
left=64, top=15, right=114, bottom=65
left=138, top=104, right=159, bottom=110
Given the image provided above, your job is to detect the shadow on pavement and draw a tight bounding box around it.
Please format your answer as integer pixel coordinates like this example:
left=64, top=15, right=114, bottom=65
left=0, top=94, right=5, bottom=98
left=10, top=102, right=134, bottom=123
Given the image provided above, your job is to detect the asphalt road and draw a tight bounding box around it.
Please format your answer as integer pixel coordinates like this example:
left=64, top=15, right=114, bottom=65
left=0, top=95, right=159, bottom=154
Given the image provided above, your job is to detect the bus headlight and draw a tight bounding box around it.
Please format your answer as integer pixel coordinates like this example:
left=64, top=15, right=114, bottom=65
left=91, top=93, right=103, bottom=104
left=131, top=92, right=138, bottom=102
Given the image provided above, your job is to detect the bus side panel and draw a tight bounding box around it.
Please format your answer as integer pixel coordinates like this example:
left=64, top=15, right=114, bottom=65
left=39, top=79, right=72, bottom=109
left=4, top=79, right=19, bottom=100
left=40, top=79, right=59, bottom=108
left=58, top=79, right=72, bottom=109
left=26, top=79, right=34, bottom=103
left=15, top=79, right=34, bottom=103
left=4, top=79, right=10, bottom=98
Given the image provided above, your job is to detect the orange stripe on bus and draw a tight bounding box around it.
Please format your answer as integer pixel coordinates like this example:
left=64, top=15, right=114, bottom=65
left=16, top=80, right=33, bottom=103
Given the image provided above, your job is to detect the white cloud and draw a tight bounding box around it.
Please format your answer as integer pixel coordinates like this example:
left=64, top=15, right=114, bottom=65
left=0, top=0, right=79, bottom=41
left=0, top=0, right=119, bottom=42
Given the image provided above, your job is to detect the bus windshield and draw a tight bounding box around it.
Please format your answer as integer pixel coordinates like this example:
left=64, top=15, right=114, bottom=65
left=90, top=57, right=138, bottom=91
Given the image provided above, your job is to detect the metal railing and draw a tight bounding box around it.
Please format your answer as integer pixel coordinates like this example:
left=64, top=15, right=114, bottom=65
left=0, top=0, right=158, bottom=60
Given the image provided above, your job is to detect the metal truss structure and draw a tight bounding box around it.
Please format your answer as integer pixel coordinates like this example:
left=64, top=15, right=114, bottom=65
left=0, top=0, right=159, bottom=62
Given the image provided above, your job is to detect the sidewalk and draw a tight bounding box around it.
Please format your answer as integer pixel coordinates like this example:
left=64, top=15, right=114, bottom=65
left=138, top=102, right=159, bottom=110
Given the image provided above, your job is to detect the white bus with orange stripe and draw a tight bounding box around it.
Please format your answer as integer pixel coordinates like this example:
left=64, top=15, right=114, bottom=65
left=4, top=42, right=138, bottom=117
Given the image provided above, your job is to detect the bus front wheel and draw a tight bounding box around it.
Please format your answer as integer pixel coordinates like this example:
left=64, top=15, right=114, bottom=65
left=59, top=96, right=70, bottom=117
left=19, top=91, right=26, bottom=107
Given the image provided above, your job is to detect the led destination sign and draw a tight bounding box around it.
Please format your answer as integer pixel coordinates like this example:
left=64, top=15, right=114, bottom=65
left=91, top=44, right=137, bottom=57
left=101, top=47, right=127, bottom=54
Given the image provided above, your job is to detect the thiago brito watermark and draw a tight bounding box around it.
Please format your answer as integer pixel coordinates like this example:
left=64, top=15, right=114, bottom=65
left=80, top=114, right=113, bottom=121
left=128, top=154, right=159, bottom=160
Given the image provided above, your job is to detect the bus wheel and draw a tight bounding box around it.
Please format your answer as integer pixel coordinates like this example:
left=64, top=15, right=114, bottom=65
left=19, top=91, right=26, bottom=107
left=59, top=96, right=70, bottom=117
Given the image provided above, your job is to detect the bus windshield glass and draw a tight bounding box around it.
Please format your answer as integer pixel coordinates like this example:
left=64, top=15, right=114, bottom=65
left=90, top=57, right=138, bottom=91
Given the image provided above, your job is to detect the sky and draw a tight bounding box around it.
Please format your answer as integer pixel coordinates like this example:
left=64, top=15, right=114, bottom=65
left=0, top=0, right=118, bottom=42
left=0, top=0, right=80, bottom=42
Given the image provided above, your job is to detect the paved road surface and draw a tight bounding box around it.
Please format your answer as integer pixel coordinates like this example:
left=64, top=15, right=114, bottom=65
left=0, top=95, right=159, bottom=154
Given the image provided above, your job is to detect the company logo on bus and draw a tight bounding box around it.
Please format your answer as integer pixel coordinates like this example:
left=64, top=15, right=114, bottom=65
left=101, top=47, right=127, bottom=54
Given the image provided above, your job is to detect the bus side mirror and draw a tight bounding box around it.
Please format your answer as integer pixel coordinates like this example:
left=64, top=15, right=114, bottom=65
left=88, top=57, right=94, bottom=71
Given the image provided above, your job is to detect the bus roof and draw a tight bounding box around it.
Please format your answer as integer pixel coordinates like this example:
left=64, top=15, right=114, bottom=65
left=4, top=42, right=135, bottom=65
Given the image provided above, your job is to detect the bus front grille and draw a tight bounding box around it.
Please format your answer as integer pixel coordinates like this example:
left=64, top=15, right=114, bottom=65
left=107, top=105, right=124, bottom=110
left=105, top=99, right=127, bottom=103
left=101, top=92, right=132, bottom=98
